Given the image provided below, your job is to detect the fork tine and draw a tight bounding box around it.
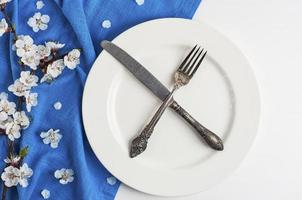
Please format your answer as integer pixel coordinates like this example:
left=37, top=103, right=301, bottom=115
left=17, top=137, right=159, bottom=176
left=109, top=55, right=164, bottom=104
left=190, top=51, right=207, bottom=77
left=182, top=46, right=200, bottom=73
left=178, top=45, right=197, bottom=71
left=186, top=48, right=204, bottom=75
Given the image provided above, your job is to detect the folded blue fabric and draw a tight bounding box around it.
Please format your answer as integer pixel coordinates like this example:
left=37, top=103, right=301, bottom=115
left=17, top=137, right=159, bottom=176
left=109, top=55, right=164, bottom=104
left=0, top=0, right=201, bottom=199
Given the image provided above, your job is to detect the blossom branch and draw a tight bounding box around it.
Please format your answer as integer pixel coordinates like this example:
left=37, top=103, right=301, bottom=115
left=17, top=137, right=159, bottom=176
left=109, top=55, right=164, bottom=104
left=1, top=185, right=7, bottom=200
left=1, top=139, right=11, bottom=200
left=0, top=4, right=17, bottom=42
left=0, top=2, right=81, bottom=199
left=0, top=3, right=26, bottom=199
left=38, top=51, right=67, bottom=73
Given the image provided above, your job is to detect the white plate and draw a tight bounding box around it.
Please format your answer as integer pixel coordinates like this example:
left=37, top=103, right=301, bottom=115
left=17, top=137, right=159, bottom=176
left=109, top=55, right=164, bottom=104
left=82, top=18, right=260, bottom=196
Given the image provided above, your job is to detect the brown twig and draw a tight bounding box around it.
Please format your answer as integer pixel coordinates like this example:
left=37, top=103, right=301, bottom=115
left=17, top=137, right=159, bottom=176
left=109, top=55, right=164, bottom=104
left=1, top=91, right=20, bottom=199
left=1, top=139, right=14, bottom=200
left=37, top=51, right=68, bottom=74
left=0, top=7, right=21, bottom=195
left=17, top=97, right=23, bottom=111
left=0, top=5, right=74, bottom=200
left=0, top=5, right=17, bottom=42
left=0, top=5, right=15, bottom=199
left=1, top=185, right=7, bottom=200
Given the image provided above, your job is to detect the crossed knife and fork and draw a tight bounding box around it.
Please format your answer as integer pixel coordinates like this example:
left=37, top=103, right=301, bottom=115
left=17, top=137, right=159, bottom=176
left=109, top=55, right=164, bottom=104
left=101, top=41, right=224, bottom=158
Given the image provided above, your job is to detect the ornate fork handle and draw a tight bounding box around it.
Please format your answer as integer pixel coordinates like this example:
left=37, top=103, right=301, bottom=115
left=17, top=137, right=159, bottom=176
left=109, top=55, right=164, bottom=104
left=130, top=88, right=177, bottom=158
left=170, top=101, right=224, bottom=150
left=146, top=88, right=177, bottom=131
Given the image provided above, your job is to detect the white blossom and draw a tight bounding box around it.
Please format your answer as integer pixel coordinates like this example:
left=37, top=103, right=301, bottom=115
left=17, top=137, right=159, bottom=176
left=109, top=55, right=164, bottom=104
left=107, top=176, right=117, bottom=185
left=4, top=155, right=20, bottom=165
left=53, top=101, right=62, bottom=110
left=0, top=120, right=6, bottom=129
left=5, top=121, right=21, bottom=141
left=1, top=163, right=33, bottom=188
left=102, top=20, right=111, bottom=29
left=0, top=0, right=12, bottom=5
left=19, top=71, right=39, bottom=87
left=135, top=0, right=144, bottom=6
left=0, top=92, right=16, bottom=121
left=40, top=129, right=62, bottom=148
left=45, top=41, right=65, bottom=50
left=18, top=163, right=33, bottom=187
left=8, top=79, right=30, bottom=97
left=21, top=53, right=40, bottom=70
left=37, top=45, right=51, bottom=59
left=0, top=18, right=8, bottom=37
left=0, top=92, right=7, bottom=100
left=27, top=12, right=50, bottom=32
left=13, top=111, right=30, bottom=129
left=41, top=189, right=50, bottom=199
left=54, top=168, right=74, bottom=184
left=40, top=74, right=53, bottom=83
left=36, top=1, right=44, bottom=9
left=1, top=166, right=20, bottom=187
left=15, top=35, right=36, bottom=58
left=24, top=92, right=38, bottom=112
left=47, top=59, right=65, bottom=78
left=64, top=49, right=80, bottom=69
left=0, top=116, right=12, bottom=129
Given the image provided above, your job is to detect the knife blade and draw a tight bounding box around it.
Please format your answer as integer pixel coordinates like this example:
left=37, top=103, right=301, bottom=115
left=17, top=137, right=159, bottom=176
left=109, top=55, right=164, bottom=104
left=101, top=40, right=224, bottom=151
left=102, top=41, right=170, bottom=101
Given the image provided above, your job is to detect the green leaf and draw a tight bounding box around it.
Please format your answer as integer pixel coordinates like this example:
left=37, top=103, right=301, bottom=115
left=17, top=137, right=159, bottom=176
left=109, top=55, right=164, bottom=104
left=19, top=146, right=29, bottom=158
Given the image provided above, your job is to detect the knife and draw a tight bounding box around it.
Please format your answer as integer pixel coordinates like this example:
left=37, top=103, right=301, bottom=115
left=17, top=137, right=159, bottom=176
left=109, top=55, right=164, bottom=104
left=101, top=40, right=223, bottom=151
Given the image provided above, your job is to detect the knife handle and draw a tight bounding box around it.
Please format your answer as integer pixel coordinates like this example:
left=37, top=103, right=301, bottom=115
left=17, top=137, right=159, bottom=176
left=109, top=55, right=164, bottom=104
left=170, top=100, right=224, bottom=151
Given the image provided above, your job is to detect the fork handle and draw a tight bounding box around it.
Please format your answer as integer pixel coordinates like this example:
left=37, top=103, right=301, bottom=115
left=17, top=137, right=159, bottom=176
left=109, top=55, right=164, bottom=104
left=140, top=88, right=177, bottom=138
left=130, top=88, right=178, bottom=158
left=170, top=100, right=224, bottom=151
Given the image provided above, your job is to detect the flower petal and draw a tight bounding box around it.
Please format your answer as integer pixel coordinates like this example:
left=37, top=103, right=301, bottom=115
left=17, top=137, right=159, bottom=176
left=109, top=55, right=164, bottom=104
left=41, top=15, right=50, bottom=23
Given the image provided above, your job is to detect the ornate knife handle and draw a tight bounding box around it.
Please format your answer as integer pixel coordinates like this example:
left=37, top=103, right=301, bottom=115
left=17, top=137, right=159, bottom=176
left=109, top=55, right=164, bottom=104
left=170, top=100, right=224, bottom=150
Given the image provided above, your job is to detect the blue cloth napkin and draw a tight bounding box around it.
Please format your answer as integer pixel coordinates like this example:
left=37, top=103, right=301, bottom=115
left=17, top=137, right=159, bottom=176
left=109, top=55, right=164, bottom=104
left=0, top=0, right=201, bottom=199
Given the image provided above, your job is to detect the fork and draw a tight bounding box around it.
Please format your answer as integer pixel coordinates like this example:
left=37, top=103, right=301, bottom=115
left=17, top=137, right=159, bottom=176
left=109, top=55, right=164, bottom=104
left=130, top=45, right=211, bottom=158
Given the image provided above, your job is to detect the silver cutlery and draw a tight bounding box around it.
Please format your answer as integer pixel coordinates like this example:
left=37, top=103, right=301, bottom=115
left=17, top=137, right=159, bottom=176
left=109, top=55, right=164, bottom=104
left=130, top=45, right=207, bottom=157
left=100, top=41, right=224, bottom=157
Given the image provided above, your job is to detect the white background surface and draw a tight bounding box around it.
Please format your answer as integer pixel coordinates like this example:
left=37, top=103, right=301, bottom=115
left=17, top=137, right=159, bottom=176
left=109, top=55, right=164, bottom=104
left=115, top=0, right=302, bottom=199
